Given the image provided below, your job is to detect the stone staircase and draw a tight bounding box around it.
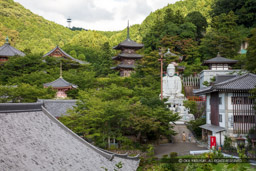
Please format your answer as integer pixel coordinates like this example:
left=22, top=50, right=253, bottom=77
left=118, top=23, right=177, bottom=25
left=172, top=124, right=196, bottom=143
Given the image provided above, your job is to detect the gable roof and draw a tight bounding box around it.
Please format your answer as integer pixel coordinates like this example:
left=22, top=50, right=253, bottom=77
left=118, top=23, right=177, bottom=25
left=43, top=46, right=88, bottom=65
left=203, top=53, right=238, bottom=65
left=44, top=77, right=78, bottom=88
left=0, top=42, right=25, bottom=57
left=194, top=73, right=256, bottom=95
left=0, top=103, right=140, bottom=170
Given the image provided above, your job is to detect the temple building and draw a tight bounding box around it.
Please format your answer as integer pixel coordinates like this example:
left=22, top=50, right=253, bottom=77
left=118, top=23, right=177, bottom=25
left=194, top=73, right=256, bottom=148
left=0, top=103, right=140, bottom=170
left=0, top=36, right=25, bottom=62
left=199, top=52, right=239, bottom=88
left=111, top=23, right=144, bottom=77
left=44, top=76, right=77, bottom=99
left=44, top=63, right=77, bottom=99
left=43, top=45, right=87, bottom=64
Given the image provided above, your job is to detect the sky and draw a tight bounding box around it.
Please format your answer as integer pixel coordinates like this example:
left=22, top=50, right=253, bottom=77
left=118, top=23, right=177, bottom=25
left=14, top=0, right=179, bottom=31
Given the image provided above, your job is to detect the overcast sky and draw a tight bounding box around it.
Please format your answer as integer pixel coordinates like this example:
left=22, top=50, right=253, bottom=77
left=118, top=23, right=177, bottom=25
left=14, top=0, right=179, bottom=31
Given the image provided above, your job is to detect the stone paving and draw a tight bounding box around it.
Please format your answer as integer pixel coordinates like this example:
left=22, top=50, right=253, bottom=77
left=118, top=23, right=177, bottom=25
left=154, top=142, right=208, bottom=158
left=154, top=124, right=208, bottom=158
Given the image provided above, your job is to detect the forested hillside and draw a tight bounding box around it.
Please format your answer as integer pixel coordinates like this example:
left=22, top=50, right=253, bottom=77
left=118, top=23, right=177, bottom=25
left=1, top=0, right=256, bottom=159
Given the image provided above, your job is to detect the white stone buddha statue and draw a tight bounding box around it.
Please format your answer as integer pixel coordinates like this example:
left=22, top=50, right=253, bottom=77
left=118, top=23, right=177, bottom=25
left=162, top=64, right=184, bottom=100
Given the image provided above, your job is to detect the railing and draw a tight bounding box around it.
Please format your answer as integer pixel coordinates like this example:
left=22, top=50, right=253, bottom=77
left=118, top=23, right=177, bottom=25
left=188, top=96, right=206, bottom=102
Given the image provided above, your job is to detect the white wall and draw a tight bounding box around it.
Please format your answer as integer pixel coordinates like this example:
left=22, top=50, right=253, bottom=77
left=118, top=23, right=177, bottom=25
left=199, top=70, right=241, bottom=88
left=219, top=93, right=225, bottom=127
left=213, top=132, right=225, bottom=147
left=206, top=95, right=211, bottom=124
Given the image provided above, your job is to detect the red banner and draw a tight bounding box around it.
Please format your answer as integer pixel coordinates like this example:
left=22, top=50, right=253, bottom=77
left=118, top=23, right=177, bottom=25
left=210, top=136, right=216, bottom=149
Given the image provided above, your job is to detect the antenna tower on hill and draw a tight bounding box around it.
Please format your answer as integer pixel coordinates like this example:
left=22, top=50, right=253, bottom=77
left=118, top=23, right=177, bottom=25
left=67, top=17, right=72, bottom=28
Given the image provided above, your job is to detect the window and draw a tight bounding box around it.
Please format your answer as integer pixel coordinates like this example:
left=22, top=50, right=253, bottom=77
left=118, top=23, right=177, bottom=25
left=219, top=97, right=222, bottom=105
left=233, top=115, right=255, bottom=123
left=219, top=114, right=222, bottom=122
left=231, top=97, right=254, bottom=105
left=230, top=116, right=234, bottom=127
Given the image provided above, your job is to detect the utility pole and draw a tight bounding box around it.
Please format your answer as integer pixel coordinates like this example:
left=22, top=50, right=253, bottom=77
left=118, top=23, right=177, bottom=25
left=158, top=48, right=165, bottom=100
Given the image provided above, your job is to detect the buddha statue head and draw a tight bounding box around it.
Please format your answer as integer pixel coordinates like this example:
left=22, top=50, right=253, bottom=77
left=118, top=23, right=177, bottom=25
left=167, top=64, right=175, bottom=77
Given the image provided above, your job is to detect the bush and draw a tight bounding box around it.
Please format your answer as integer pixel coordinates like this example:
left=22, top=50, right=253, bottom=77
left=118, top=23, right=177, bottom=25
left=187, top=118, right=206, bottom=139
left=170, top=152, right=178, bottom=158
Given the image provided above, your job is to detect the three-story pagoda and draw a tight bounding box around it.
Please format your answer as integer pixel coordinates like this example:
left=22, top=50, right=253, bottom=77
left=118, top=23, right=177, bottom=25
left=111, top=23, right=144, bottom=77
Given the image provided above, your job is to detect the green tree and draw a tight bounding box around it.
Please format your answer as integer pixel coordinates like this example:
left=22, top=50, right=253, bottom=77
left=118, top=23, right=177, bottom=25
left=211, top=0, right=256, bottom=27
left=185, top=11, right=208, bottom=40
left=200, top=12, right=241, bottom=59
left=245, top=28, right=256, bottom=74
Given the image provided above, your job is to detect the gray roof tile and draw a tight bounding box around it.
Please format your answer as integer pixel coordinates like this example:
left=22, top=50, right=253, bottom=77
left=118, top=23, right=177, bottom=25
left=112, top=53, right=143, bottom=60
left=43, top=46, right=89, bottom=65
left=194, top=73, right=256, bottom=95
left=44, top=77, right=78, bottom=88
left=38, top=99, right=77, bottom=117
left=111, top=64, right=135, bottom=70
left=203, top=53, right=237, bottom=64
left=0, top=103, right=140, bottom=170
left=113, top=38, right=144, bottom=50
left=0, top=43, right=25, bottom=57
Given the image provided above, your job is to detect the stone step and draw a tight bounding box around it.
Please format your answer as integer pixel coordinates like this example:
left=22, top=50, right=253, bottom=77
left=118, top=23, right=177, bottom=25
left=171, top=124, right=196, bottom=143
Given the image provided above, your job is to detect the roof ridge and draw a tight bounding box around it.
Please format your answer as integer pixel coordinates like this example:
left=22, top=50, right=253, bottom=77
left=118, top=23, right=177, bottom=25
left=41, top=106, right=140, bottom=161
left=0, top=102, right=43, bottom=113
left=214, top=73, right=251, bottom=87
left=43, top=46, right=88, bottom=64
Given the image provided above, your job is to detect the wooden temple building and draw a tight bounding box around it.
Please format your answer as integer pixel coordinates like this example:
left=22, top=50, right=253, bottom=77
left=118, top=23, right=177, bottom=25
left=0, top=36, right=25, bottom=62
left=199, top=52, right=239, bottom=88
left=111, top=23, right=144, bottom=77
left=43, top=45, right=87, bottom=64
left=44, top=76, right=77, bottom=99
left=194, top=73, right=256, bottom=148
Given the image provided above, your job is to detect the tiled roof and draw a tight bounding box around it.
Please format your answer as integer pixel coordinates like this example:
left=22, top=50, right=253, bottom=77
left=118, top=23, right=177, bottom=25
left=38, top=99, right=77, bottom=117
left=113, top=38, right=144, bottom=50
left=43, top=46, right=88, bottom=65
left=0, top=103, right=140, bottom=170
left=0, top=43, right=25, bottom=57
left=214, top=75, right=237, bottom=84
left=214, top=73, right=256, bottom=91
left=203, top=53, right=237, bottom=64
left=199, top=124, right=226, bottom=133
left=44, top=77, right=78, bottom=88
left=194, top=73, right=256, bottom=95
left=112, top=53, right=142, bottom=60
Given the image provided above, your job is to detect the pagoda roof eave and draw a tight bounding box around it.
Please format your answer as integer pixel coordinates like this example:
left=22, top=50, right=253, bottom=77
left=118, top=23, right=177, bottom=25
left=0, top=43, right=25, bottom=57
left=113, top=39, right=144, bottom=50
left=203, top=56, right=238, bottom=65
left=44, top=77, right=78, bottom=89
left=43, top=46, right=89, bottom=65
left=112, top=53, right=143, bottom=60
left=111, top=64, right=135, bottom=70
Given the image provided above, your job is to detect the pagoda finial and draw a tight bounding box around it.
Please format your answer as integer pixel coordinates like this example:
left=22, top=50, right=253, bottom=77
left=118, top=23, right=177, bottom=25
left=60, top=61, right=63, bottom=78
left=5, top=36, right=9, bottom=43
left=217, top=52, right=221, bottom=57
left=127, top=20, right=130, bottom=39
